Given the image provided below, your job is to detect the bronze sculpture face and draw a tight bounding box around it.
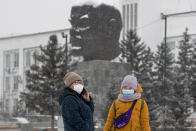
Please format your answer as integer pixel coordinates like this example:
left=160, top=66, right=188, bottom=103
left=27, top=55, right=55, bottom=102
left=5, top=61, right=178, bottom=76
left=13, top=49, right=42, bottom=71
left=69, top=4, right=122, bottom=61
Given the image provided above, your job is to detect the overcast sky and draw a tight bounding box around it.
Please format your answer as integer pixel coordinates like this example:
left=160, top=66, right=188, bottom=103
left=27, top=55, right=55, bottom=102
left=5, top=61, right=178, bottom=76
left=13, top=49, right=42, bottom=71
left=0, top=0, right=115, bottom=37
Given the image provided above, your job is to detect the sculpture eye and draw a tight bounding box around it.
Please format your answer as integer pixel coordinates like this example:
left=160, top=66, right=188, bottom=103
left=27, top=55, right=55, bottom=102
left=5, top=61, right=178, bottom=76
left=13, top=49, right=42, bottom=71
left=78, top=18, right=89, bottom=28
left=109, top=18, right=116, bottom=22
left=80, top=14, right=88, bottom=19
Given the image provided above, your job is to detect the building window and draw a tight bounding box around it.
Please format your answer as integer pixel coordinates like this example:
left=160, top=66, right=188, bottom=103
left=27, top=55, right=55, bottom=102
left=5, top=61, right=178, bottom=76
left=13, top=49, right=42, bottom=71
left=13, top=76, right=18, bottom=90
left=122, top=2, right=138, bottom=36
left=127, top=4, right=129, bottom=31
left=25, top=51, right=31, bottom=67
left=167, top=41, right=176, bottom=50
left=5, top=54, right=11, bottom=68
left=134, top=3, right=138, bottom=28
left=130, top=4, right=133, bottom=29
left=23, top=48, right=40, bottom=90
left=13, top=99, right=18, bottom=112
left=24, top=48, right=40, bottom=68
left=122, top=5, right=126, bottom=37
left=5, top=77, right=10, bottom=91
left=4, top=50, right=19, bottom=69
left=14, top=52, right=19, bottom=68
left=5, top=100, right=9, bottom=111
left=32, top=51, right=39, bottom=66
left=192, top=39, right=196, bottom=44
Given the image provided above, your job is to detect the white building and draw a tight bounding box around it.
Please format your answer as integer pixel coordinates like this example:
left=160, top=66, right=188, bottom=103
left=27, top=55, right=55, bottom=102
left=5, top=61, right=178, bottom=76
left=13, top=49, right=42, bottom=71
left=118, top=0, right=196, bottom=51
left=1, top=0, right=196, bottom=115
left=0, top=29, right=69, bottom=115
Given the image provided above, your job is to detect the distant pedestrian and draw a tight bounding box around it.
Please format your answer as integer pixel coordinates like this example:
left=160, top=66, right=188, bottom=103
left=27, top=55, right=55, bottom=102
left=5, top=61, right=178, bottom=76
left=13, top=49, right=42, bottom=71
left=104, top=75, right=151, bottom=131
left=59, top=72, right=94, bottom=131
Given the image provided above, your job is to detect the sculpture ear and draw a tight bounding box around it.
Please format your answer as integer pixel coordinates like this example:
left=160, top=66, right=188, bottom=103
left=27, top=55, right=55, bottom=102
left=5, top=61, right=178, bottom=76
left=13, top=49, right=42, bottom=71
left=108, top=18, right=118, bottom=37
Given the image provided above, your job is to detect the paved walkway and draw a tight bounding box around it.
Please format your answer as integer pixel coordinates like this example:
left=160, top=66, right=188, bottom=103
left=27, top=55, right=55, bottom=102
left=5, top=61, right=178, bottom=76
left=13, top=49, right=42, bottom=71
left=0, top=125, right=20, bottom=131
left=0, top=129, right=21, bottom=131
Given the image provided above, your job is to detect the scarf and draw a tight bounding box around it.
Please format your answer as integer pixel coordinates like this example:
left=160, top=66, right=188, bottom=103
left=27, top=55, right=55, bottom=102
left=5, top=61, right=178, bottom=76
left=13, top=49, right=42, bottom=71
left=118, top=93, right=141, bottom=102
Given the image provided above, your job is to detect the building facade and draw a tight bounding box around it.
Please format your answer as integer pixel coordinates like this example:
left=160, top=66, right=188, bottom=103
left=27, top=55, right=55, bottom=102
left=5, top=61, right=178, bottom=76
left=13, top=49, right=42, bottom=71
left=0, top=29, right=69, bottom=115
left=118, top=0, right=196, bottom=51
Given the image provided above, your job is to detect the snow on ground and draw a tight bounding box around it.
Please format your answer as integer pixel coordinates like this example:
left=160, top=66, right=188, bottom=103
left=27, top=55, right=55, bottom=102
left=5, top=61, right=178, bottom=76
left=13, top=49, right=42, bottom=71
left=12, top=117, right=29, bottom=124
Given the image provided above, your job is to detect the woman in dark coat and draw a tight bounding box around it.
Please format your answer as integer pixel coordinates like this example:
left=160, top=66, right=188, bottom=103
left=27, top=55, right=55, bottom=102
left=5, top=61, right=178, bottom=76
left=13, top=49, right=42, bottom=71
left=59, top=72, right=94, bottom=131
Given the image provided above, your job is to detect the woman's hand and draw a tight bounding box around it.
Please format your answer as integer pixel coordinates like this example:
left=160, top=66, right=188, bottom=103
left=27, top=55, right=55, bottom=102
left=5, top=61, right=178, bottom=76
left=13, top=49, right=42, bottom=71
left=82, top=88, right=90, bottom=102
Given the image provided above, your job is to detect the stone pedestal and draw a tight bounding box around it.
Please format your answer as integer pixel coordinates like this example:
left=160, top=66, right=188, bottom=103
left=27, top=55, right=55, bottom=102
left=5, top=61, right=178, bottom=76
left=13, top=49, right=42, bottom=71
left=75, top=60, right=131, bottom=126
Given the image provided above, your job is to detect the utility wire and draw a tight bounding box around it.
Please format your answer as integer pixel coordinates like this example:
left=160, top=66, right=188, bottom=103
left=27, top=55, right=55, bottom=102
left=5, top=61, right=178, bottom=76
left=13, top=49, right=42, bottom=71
left=136, top=19, right=161, bottom=30
left=168, top=13, right=196, bottom=18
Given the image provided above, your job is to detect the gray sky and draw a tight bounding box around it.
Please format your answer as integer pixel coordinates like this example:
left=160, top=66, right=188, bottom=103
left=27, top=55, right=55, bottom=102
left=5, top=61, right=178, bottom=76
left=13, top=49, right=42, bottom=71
left=0, top=0, right=115, bottom=37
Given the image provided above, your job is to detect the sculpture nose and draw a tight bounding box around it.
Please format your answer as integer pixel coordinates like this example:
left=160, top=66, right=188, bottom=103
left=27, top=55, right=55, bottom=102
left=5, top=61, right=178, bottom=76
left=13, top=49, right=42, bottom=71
left=70, top=28, right=81, bottom=36
left=70, top=29, right=83, bottom=47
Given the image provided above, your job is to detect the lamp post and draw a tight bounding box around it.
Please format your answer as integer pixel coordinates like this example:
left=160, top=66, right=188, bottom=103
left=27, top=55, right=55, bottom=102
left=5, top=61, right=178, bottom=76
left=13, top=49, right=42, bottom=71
left=161, top=10, right=196, bottom=131
left=61, top=32, right=68, bottom=73
left=161, top=13, right=167, bottom=131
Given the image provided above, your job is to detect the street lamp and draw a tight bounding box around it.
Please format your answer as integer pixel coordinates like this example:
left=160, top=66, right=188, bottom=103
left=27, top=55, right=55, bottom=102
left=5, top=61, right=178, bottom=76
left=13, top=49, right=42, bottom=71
left=61, top=32, right=68, bottom=73
left=161, top=13, right=167, bottom=131
left=161, top=10, right=196, bottom=131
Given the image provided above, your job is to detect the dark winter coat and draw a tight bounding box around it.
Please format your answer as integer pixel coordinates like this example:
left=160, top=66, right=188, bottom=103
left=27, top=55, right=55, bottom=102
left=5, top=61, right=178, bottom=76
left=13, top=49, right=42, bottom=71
left=59, top=88, right=94, bottom=131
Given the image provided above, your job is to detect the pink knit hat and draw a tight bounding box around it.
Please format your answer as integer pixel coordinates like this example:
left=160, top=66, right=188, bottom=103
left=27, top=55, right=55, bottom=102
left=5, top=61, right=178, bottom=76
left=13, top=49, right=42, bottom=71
left=121, top=75, right=138, bottom=90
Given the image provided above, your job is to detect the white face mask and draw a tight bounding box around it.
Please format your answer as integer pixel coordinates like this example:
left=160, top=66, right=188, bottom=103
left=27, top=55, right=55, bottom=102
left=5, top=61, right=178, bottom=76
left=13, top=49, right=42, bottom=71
left=73, top=84, right=84, bottom=94
left=122, top=89, right=134, bottom=95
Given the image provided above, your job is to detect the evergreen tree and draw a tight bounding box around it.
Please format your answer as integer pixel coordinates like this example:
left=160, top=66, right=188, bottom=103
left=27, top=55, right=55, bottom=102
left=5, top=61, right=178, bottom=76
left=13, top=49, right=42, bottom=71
left=104, top=79, right=120, bottom=121
left=139, top=47, right=154, bottom=95
left=153, top=42, right=176, bottom=128
left=192, top=41, right=196, bottom=111
left=174, top=28, right=193, bottom=128
left=120, top=30, right=154, bottom=83
left=120, top=29, right=156, bottom=127
left=21, top=35, right=70, bottom=130
left=139, top=47, right=157, bottom=127
left=120, top=30, right=146, bottom=75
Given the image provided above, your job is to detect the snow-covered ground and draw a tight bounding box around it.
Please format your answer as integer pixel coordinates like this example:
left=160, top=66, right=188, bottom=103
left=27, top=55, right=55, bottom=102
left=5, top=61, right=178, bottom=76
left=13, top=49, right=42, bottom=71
left=11, top=117, right=29, bottom=124
left=187, top=112, right=196, bottom=128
